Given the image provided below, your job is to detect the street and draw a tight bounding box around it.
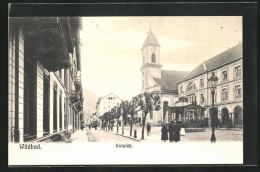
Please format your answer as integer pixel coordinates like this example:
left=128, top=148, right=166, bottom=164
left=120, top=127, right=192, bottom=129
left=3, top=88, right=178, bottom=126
left=69, top=126, right=243, bottom=143
left=70, top=128, right=138, bottom=142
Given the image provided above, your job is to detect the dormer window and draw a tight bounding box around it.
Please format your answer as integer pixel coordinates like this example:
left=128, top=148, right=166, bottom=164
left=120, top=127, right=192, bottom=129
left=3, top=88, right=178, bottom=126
left=151, top=53, right=156, bottom=63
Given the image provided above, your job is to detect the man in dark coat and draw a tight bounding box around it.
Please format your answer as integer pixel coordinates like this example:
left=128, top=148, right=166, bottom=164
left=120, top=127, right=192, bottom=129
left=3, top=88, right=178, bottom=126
left=146, top=123, right=151, bottom=136
left=173, top=121, right=181, bottom=142
left=168, top=121, right=174, bottom=142
left=161, top=124, right=168, bottom=142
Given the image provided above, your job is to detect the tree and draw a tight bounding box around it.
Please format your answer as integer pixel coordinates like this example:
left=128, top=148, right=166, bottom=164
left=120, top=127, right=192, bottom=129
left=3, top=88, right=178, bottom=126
left=115, top=106, right=121, bottom=133
left=103, top=112, right=109, bottom=130
left=137, top=92, right=161, bottom=140
left=99, top=115, right=104, bottom=129
left=120, top=101, right=130, bottom=135
left=110, top=107, right=117, bottom=131
left=128, top=96, right=139, bottom=136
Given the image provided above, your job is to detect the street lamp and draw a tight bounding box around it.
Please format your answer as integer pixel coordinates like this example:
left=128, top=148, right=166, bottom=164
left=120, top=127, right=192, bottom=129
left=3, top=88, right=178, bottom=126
left=208, top=72, right=219, bottom=143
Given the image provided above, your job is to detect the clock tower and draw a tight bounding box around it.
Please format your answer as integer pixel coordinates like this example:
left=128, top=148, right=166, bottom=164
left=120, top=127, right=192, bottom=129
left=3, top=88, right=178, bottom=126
left=140, top=27, right=162, bottom=92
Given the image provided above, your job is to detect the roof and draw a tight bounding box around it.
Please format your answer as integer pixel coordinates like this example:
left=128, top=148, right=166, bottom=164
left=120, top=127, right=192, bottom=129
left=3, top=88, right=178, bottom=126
left=100, top=93, right=123, bottom=101
left=141, top=28, right=160, bottom=50
left=153, top=70, right=189, bottom=91
left=179, top=42, right=242, bottom=83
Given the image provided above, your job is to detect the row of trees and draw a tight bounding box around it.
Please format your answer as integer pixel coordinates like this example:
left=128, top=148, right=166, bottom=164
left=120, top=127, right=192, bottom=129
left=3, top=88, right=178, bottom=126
left=97, top=92, right=161, bottom=140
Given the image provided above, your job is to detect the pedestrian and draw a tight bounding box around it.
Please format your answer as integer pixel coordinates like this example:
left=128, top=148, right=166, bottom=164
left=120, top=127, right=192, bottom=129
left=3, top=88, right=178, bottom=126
left=146, top=123, right=151, bottom=136
left=168, top=121, right=174, bottom=142
left=173, top=120, right=181, bottom=142
left=161, top=124, right=168, bottom=142
left=88, top=124, right=91, bottom=130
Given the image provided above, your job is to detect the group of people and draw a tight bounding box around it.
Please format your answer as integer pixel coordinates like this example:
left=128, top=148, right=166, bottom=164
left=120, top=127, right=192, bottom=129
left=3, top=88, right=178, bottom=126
left=161, top=121, right=183, bottom=142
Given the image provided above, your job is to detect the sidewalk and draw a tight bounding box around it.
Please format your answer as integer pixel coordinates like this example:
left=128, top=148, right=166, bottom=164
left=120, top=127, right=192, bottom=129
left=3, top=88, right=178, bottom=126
left=103, top=126, right=243, bottom=142
left=70, top=129, right=89, bottom=142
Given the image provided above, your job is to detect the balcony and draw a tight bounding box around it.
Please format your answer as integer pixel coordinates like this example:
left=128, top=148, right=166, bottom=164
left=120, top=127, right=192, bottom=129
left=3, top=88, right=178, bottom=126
left=24, top=17, right=75, bottom=72
left=74, top=101, right=83, bottom=112
left=74, top=75, right=81, bottom=90
left=70, top=90, right=79, bottom=103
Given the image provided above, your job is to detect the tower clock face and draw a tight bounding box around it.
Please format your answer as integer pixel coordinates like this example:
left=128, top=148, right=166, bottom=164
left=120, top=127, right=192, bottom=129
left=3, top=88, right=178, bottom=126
left=151, top=47, right=156, bottom=52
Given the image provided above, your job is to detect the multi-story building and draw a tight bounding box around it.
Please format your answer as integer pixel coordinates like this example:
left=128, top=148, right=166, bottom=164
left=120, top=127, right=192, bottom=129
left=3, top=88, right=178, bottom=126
left=96, top=93, right=123, bottom=119
left=177, top=43, right=243, bottom=128
left=140, top=27, right=189, bottom=124
left=8, top=17, right=84, bottom=142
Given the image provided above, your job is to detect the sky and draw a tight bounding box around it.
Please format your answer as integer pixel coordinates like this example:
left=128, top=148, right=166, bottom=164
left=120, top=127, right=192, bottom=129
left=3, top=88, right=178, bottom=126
left=80, top=16, right=242, bottom=100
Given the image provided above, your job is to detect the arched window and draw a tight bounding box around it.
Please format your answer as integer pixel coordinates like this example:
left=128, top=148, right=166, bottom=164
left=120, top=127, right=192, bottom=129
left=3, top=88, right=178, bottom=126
left=151, top=53, right=156, bottom=63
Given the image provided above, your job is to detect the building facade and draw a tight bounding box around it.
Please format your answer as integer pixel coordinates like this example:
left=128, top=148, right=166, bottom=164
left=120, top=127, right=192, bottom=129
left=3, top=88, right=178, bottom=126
left=96, top=93, right=122, bottom=118
left=177, top=43, right=243, bottom=128
left=8, top=17, right=84, bottom=142
left=140, top=28, right=188, bottom=125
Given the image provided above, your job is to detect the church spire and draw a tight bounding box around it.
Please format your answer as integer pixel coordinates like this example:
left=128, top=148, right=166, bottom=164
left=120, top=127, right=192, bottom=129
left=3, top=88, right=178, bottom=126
left=141, top=25, right=160, bottom=50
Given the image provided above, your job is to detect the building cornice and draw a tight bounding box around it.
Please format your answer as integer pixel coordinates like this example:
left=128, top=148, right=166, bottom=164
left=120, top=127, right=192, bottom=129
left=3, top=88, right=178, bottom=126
left=140, top=63, right=163, bottom=71
left=178, top=57, right=242, bottom=84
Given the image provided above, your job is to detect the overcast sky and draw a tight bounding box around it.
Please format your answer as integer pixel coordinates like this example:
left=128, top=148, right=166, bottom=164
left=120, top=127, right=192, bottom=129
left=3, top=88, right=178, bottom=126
left=80, top=16, right=242, bottom=100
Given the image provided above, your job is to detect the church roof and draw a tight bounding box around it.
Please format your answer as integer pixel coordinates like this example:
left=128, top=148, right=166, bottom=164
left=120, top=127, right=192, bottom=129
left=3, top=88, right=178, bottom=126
left=141, top=28, right=160, bottom=50
left=178, top=42, right=242, bottom=83
left=153, top=70, right=189, bottom=91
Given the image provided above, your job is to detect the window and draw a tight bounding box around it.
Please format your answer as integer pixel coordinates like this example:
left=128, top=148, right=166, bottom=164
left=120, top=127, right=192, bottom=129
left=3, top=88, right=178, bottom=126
left=200, top=78, right=204, bottom=88
left=234, top=65, right=242, bottom=78
left=235, top=85, right=241, bottom=99
left=221, top=88, right=228, bottom=101
left=59, top=91, right=62, bottom=131
left=187, top=82, right=196, bottom=92
left=43, top=73, right=50, bottom=136
left=180, top=86, right=184, bottom=94
left=53, top=84, right=57, bottom=132
left=222, top=70, right=228, bottom=81
left=200, top=93, right=205, bottom=104
left=151, top=53, right=156, bottom=63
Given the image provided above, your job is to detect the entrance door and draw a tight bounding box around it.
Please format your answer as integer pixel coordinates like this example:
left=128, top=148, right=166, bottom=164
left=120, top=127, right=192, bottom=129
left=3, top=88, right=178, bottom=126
left=234, top=106, right=243, bottom=128
left=221, top=108, right=230, bottom=127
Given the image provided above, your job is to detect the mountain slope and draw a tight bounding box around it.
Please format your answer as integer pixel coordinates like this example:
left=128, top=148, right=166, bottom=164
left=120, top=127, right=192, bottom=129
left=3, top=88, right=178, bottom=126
left=82, top=87, right=100, bottom=118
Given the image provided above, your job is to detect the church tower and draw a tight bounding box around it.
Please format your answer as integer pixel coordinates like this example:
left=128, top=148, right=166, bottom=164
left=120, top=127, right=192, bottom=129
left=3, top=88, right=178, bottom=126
left=140, top=27, right=162, bottom=92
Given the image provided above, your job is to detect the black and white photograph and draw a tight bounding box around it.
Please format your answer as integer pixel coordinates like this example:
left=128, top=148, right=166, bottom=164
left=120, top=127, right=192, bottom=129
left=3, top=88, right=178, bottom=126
left=7, top=3, right=255, bottom=166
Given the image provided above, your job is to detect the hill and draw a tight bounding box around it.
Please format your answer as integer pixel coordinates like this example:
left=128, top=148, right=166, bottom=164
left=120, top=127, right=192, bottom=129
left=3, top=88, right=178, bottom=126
left=82, top=87, right=100, bottom=119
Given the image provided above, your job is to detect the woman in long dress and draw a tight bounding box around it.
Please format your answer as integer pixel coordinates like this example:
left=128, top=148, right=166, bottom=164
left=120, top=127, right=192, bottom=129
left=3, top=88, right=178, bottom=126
left=161, top=124, right=168, bottom=142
